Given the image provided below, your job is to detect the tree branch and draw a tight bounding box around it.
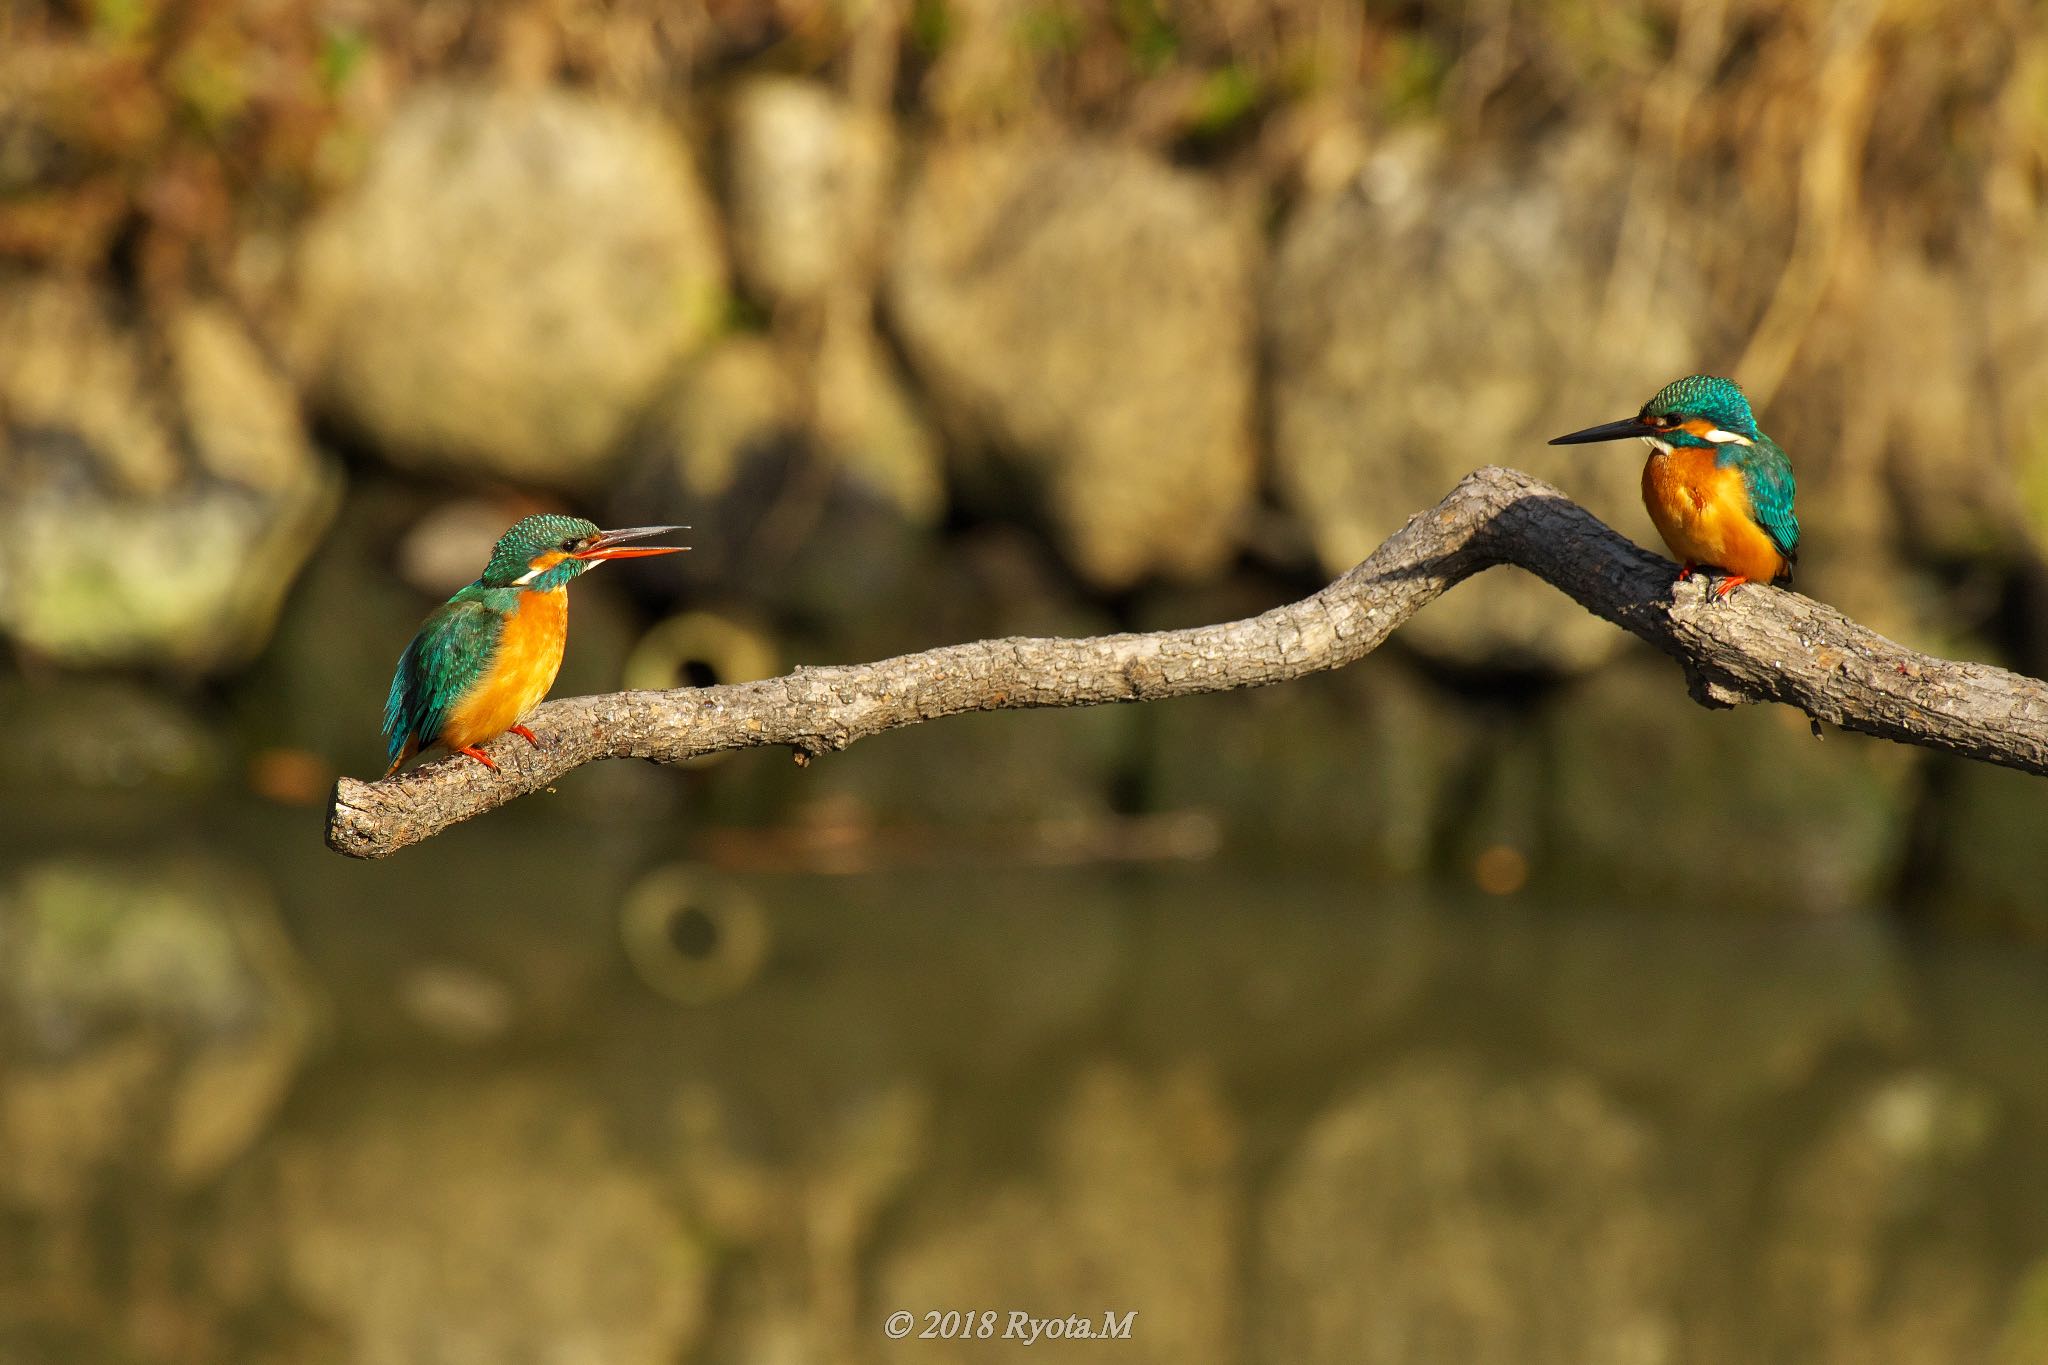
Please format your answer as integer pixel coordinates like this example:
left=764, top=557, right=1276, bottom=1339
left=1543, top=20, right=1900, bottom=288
left=325, top=466, right=2048, bottom=858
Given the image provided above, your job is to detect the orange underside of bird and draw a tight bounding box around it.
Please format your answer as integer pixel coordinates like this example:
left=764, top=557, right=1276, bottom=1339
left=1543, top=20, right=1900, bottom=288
left=440, top=587, right=569, bottom=754
left=1641, top=445, right=1790, bottom=586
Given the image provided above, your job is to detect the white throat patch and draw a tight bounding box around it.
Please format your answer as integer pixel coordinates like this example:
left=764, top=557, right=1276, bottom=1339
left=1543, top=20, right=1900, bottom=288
left=1703, top=428, right=1752, bottom=445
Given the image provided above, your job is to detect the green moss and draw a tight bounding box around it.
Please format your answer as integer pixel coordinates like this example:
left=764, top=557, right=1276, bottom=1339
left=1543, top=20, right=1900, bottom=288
left=168, top=38, right=253, bottom=139
left=318, top=24, right=372, bottom=92
left=2015, top=411, right=2048, bottom=543
left=1190, top=65, right=1261, bottom=136
left=719, top=288, right=771, bottom=336
left=1018, top=1, right=1083, bottom=54
left=1377, top=31, right=1449, bottom=119
left=1113, top=0, right=1178, bottom=74
left=1995, top=1260, right=2048, bottom=1365
left=910, top=0, right=953, bottom=54
left=89, top=0, right=154, bottom=44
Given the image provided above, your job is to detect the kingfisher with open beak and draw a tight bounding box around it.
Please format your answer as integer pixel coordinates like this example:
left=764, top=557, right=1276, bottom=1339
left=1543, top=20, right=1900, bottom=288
left=381, top=514, right=687, bottom=777
left=1550, top=374, right=1798, bottom=597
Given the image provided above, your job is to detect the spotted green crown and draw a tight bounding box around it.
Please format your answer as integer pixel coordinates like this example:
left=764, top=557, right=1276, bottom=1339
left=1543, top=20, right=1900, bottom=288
left=480, top=514, right=601, bottom=588
left=1641, top=375, right=1759, bottom=442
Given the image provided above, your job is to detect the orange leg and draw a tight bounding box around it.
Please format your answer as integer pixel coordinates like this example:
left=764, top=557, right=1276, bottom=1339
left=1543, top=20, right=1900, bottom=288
left=454, top=744, right=499, bottom=770
left=510, top=724, right=541, bottom=747
left=1712, top=574, right=1750, bottom=599
left=1677, top=562, right=1696, bottom=582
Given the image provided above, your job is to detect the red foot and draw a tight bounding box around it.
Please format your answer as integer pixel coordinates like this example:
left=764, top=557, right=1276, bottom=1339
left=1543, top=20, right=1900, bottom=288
left=1678, top=562, right=1696, bottom=582
left=510, top=724, right=541, bottom=748
left=455, top=745, right=499, bottom=770
left=1712, top=575, right=1750, bottom=599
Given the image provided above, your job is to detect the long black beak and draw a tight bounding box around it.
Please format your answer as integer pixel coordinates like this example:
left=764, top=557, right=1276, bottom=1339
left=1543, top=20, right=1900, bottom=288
left=1548, top=417, right=1658, bottom=446
left=572, top=525, right=691, bottom=561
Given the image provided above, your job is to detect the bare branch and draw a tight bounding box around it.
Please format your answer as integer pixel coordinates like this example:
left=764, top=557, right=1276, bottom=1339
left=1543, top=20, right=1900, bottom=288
left=326, top=466, right=2048, bottom=858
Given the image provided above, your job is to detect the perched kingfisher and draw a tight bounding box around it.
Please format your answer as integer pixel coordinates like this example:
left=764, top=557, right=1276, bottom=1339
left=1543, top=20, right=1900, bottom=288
left=381, top=514, right=687, bottom=778
left=1549, top=374, right=1798, bottom=597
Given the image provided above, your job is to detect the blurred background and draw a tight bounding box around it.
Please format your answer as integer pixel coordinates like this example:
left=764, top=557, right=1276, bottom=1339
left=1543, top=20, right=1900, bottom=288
left=6, top=0, right=2048, bottom=1360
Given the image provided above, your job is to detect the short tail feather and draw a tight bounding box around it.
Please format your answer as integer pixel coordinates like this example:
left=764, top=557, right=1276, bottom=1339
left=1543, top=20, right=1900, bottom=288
left=381, top=735, right=419, bottom=780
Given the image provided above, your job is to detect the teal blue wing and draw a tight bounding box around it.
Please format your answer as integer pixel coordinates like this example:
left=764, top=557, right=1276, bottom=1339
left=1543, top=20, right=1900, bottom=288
left=1734, top=438, right=1799, bottom=570
left=383, top=594, right=504, bottom=765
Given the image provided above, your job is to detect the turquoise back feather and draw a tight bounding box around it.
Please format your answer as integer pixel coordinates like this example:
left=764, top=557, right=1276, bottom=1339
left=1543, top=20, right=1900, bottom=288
left=383, top=585, right=521, bottom=763
left=1722, top=435, right=1799, bottom=563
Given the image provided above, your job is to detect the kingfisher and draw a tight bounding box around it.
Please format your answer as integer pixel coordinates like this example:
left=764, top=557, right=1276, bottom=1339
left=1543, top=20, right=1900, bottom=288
left=381, top=514, right=687, bottom=778
left=1549, top=374, right=1798, bottom=597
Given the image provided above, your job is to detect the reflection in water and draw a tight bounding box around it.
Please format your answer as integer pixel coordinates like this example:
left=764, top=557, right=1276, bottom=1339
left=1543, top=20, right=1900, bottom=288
left=3, top=831, right=2048, bottom=1365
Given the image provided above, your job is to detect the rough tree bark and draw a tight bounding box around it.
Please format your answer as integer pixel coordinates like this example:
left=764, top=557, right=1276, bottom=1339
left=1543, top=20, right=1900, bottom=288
left=326, top=466, right=2048, bottom=858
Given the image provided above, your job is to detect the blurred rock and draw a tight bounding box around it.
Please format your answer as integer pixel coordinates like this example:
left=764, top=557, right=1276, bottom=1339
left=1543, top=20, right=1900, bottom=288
left=614, top=334, right=943, bottom=653
left=0, top=41, right=153, bottom=271
left=1135, top=589, right=1464, bottom=870
left=1995, top=1260, right=2048, bottom=1365
left=652, top=326, right=943, bottom=522
left=1919, top=936, right=2048, bottom=1128
left=1853, top=257, right=2000, bottom=567
left=1757, top=254, right=1989, bottom=657
left=278, top=1077, right=707, bottom=1365
left=814, top=322, right=948, bottom=525
left=806, top=870, right=1130, bottom=1073
left=622, top=610, right=780, bottom=694
left=394, top=962, right=516, bottom=1044
left=1120, top=869, right=1440, bottom=1083
left=619, top=863, right=773, bottom=1004
left=394, top=497, right=532, bottom=597
left=0, top=275, right=177, bottom=491
left=889, top=135, right=1257, bottom=588
left=1544, top=659, right=1913, bottom=913
left=174, top=302, right=315, bottom=494
left=725, top=77, right=892, bottom=310
left=1985, top=239, right=2048, bottom=564
left=0, top=858, right=313, bottom=1210
left=0, top=277, right=338, bottom=671
left=672, top=1081, right=929, bottom=1362
left=624, top=320, right=943, bottom=609
left=0, top=675, right=219, bottom=795
left=1535, top=912, right=1907, bottom=1113
left=880, top=1063, right=1239, bottom=1364
left=918, top=0, right=1039, bottom=128
left=656, top=335, right=806, bottom=509
left=602, top=868, right=1129, bottom=1084
left=1267, top=126, right=1700, bottom=669
left=294, top=84, right=725, bottom=488
left=1256, top=1057, right=1674, bottom=1365
left=782, top=529, right=1129, bottom=827
left=1756, top=1073, right=2003, bottom=1364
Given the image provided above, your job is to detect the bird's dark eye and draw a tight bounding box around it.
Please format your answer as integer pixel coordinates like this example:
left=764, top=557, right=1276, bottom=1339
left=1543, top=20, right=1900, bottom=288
left=560, top=538, right=578, bottom=553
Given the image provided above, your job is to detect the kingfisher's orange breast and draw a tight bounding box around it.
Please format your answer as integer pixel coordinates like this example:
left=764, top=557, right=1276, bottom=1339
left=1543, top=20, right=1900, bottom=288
left=1641, top=447, right=1789, bottom=583
left=440, top=589, right=569, bottom=751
